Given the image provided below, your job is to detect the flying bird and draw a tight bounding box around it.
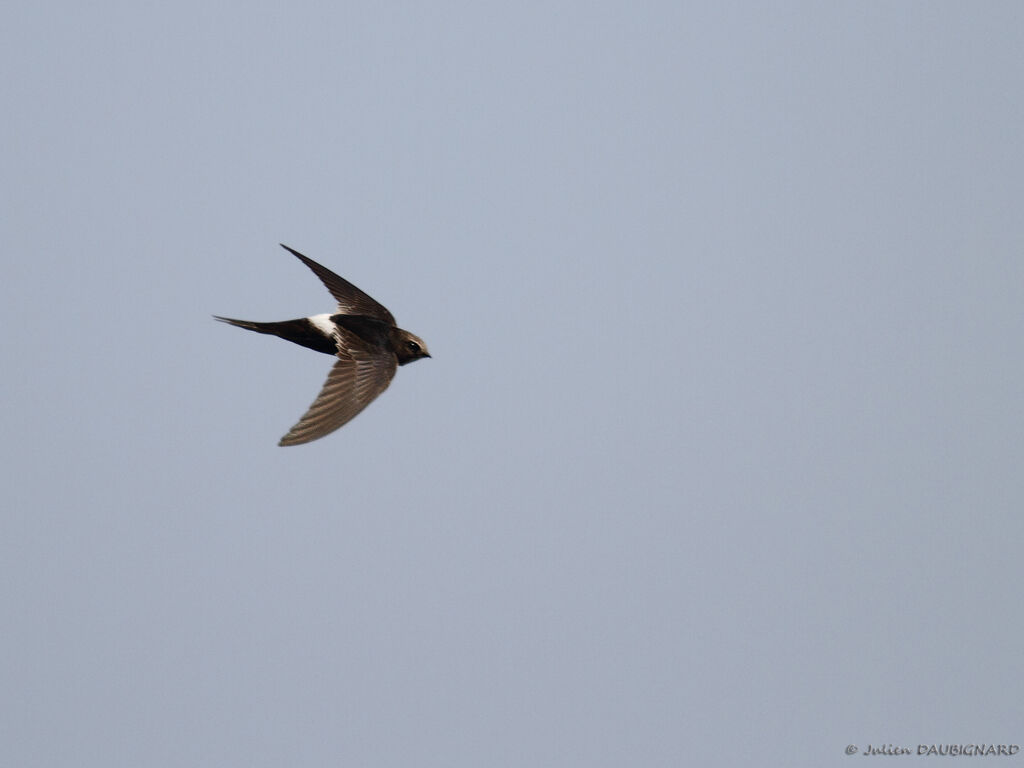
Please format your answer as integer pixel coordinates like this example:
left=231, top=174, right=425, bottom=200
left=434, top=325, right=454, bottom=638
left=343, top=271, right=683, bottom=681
left=215, top=244, right=430, bottom=446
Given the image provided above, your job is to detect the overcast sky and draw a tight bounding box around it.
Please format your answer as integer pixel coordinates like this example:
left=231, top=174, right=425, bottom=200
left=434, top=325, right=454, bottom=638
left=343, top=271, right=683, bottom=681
left=3, top=2, right=1023, bottom=766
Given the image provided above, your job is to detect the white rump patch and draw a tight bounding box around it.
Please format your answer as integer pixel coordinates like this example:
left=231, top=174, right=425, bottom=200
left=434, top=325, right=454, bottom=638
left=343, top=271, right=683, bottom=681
left=307, top=313, right=336, bottom=337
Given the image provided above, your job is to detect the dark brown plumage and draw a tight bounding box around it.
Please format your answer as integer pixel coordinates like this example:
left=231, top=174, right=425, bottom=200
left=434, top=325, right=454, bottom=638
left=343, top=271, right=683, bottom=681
left=215, top=244, right=430, bottom=446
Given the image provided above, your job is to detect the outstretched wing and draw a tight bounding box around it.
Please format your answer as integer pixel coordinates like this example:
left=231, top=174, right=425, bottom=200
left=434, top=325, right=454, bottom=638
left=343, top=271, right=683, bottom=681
left=277, top=335, right=398, bottom=446
left=280, top=244, right=396, bottom=324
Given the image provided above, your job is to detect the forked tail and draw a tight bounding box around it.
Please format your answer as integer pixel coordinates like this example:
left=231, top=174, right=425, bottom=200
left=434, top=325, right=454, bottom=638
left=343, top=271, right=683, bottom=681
left=213, top=316, right=338, bottom=355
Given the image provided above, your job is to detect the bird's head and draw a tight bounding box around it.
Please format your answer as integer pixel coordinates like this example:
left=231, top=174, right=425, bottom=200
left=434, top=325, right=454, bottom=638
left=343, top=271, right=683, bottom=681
left=393, top=329, right=431, bottom=366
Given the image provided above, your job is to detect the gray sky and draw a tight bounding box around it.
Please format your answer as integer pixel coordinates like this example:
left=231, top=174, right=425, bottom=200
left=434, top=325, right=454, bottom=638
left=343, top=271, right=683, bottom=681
left=3, top=2, right=1023, bottom=766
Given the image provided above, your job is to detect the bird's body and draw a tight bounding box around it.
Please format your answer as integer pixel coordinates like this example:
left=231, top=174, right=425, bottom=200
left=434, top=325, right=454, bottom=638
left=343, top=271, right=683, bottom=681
left=216, top=244, right=430, bottom=446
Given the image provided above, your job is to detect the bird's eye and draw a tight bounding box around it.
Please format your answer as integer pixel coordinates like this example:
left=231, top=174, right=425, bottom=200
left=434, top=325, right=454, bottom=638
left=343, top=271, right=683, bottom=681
left=406, top=341, right=421, bottom=354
